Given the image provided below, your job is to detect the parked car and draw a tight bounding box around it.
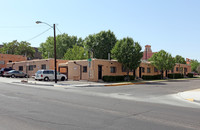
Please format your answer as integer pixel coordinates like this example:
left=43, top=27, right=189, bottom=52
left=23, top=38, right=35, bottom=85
left=3, top=70, right=27, bottom=78
left=0, top=68, right=13, bottom=77
left=34, top=70, right=67, bottom=81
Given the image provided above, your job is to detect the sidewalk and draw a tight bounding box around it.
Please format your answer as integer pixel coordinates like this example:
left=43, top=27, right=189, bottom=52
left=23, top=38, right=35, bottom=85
left=178, top=89, right=200, bottom=103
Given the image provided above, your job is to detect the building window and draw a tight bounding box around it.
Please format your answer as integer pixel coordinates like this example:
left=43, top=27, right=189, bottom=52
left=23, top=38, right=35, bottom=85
left=34, top=65, right=36, bottom=68
left=28, top=65, right=33, bottom=71
left=171, top=69, right=174, bottom=73
left=147, top=68, right=151, bottom=73
left=184, top=68, right=187, bottom=72
left=110, top=67, right=116, bottom=73
left=154, top=67, right=158, bottom=72
left=83, top=66, right=87, bottom=72
left=19, top=66, right=23, bottom=71
left=9, top=60, right=12, bottom=63
left=176, top=67, right=179, bottom=72
left=142, top=67, right=145, bottom=73
left=122, top=66, right=126, bottom=72
left=41, top=64, right=46, bottom=69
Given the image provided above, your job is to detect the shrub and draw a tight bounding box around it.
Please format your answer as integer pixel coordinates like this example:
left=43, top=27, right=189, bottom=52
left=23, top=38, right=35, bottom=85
left=187, top=73, right=194, bottom=78
left=167, top=73, right=184, bottom=79
left=142, top=75, right=162, bottom=80
left=102, top=75, right=135, bottom=82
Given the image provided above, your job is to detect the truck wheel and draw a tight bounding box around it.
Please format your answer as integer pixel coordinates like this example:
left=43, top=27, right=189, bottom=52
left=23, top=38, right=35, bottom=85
left=44, top=77, right=49, bottom=81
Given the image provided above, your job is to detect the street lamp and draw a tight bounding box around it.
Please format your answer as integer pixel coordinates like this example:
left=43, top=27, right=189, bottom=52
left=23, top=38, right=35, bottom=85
left=36, top=21, right=57, bottom=83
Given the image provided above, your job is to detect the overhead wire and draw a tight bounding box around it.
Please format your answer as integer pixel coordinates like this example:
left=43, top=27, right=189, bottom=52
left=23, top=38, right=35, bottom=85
left=26, top=27, right=52, bottom=42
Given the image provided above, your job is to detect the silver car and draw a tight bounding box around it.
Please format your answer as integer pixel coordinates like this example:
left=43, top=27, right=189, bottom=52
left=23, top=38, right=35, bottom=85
left=4, top=70, right=27, bottom=78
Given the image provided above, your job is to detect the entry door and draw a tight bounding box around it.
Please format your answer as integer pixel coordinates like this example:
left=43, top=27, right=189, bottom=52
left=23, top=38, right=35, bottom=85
left=139, top=67, right=142, bottom=78
left=98, top=65, right=102, bottom=80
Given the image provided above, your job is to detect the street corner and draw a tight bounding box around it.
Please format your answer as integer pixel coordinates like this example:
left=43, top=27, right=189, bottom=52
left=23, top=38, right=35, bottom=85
left=178, top=89, right=200, bottom=103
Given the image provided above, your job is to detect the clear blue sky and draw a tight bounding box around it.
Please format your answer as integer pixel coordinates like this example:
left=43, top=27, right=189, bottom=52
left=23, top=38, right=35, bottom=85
left=0, top=0, right=200, bottom=61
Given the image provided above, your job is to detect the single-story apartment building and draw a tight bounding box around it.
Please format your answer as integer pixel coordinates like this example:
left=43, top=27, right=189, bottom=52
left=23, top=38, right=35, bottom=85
left=58, top=59, right=191, bottom=81
left=7, top=58, right=68, bottom=77
left=0, top=54, right=27, bottom=69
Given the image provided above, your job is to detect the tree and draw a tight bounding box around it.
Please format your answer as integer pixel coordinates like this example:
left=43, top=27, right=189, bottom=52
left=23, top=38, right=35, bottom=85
left=197, top=65, right=200, bottom=74
left=84, top=30, right=117, bottom=59
left=39, top=33, right=82, bottom=59
left=149, top=50, right=175, bottom=79
left=0, top=40, right=35, bottom=58
left=111, top=37, right=143, bottom=80
left=174, top=55, right=186, bottom=64
left=190, top=60, right=199, bottom=72
left=63, top=45, right=88, bottom=60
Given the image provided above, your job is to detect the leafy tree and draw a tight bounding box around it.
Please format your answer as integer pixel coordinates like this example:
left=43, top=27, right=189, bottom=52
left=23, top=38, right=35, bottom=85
left=197, top=65, right=200, bottom=74
left=111, top=37, right=143, bottom=79
left=174, top=55, right=186, bottom=64
left=16, top=41, right=35, bottom=58
left=39, top=33, right=82, bottom=59
left=0, top=40, right=35, bottom=58
left=63, top=45, right=88, bottom=60
left=190, top=60, right=199, bottom=72
left=0, top=40, right=18, bottom=54
left=84, top=30, right=117, bottom=59
left=149, top=50, right=175, bottom=79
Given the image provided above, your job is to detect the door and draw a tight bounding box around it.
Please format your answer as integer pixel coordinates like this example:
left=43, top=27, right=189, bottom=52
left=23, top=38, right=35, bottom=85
left=139, top=67, right=142, bottom=78
left=98, top=65, right=102, bottom=80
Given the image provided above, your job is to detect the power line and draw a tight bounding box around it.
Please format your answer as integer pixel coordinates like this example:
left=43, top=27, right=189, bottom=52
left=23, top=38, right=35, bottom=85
left=26, top=27, right=52, bottom=42
left=0, top=25, right=45, bottom=29
left=56, top=26, right=62, bottom=34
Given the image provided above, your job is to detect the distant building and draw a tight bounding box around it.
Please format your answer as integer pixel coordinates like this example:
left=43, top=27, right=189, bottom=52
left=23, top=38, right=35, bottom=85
left=142, top=45, right=155, bottom=61
left=33, top=47, right=42, bottom=59
left=0, top=54, right=27, bottom=69
left=7, top=58, right=68, bottom=77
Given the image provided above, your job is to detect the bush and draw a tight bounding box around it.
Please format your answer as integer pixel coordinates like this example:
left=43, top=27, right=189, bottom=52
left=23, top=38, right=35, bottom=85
left=142, top=75, right=162, bottom=80
left=167, top=73, right=184, bottom=79
left=187, top=73, right=194, bottom=78
left=102, top=75, right=135, bottom=82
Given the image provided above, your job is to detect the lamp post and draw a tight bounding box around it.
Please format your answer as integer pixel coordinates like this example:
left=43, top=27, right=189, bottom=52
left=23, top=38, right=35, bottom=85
left=36, top=21, right=57, bottom=83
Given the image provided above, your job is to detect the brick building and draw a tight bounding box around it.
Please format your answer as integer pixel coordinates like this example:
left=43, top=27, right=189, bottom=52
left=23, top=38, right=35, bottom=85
left=0, top=54, right=27, bottom=69
left=7, top=58, right=68, bottom=77
left=58, top=59, right=191, bottom=81
left=142, top=45, right=155, bottom=61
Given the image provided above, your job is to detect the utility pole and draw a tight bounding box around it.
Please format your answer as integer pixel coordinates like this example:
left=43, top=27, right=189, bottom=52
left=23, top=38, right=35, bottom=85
left=54, top=24, right=57, bottom=83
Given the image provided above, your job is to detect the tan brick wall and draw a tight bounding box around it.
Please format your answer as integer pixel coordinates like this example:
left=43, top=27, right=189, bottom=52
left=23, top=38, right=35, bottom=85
left=0, top=54, right=27, bottom=69
left=63, top=59, right=192, bottom=81
left=7, top=59, right=68, bottom=77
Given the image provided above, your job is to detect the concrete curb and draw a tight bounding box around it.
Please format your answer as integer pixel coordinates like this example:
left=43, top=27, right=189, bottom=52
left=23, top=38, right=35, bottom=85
left=178, top=89, right=200, bottom=103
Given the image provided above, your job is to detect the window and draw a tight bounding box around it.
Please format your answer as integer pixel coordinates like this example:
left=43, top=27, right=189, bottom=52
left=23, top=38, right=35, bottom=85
left=83, top=66, right=87, bottom=72
left=184, top=68, right=187, bottom=72
left=9, top=60, right=12, bottom=63
left=110, top=67, right=116, bottom=73
left=34, top=65, right=36, bottom=68
left=41, top=64, right=46, bottom=69
left=122, top=66, right=126, bottom=72
left=176, top=67, right=179, bottom=72
left=171, top=69, right=174, bottom=73
left=28, top=65, right=33, bottom=71
left=154, top=67, right=158, bottom=72
left=147, top=68, right=151, bottom=73
left=19, top=66, right=23, bottom=71
left=142, top=67, right=145, bottom=73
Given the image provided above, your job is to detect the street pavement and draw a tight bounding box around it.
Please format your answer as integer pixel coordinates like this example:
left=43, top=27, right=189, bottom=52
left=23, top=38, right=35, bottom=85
left=0, top=78, right=200, bottom=130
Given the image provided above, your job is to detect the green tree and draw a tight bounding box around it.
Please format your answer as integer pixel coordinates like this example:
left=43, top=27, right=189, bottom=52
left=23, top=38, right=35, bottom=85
left=0, top=40, right=18, bottom=54
left=16, top=41, right=35, bottom=58
left=63, top=45, right=88, bottom=60
left=39, top=33, right=82, bottom=59
left=190, top=60, right=199, bottom=72
left=149, top=50, right=175, bottom=79
left=111, top=37, right=143, bottom=79
left=84, top=30, right=117, bottom=59
left=0, top=40, right=35, bottom=58
left=174, top=55, right=186, bottom=64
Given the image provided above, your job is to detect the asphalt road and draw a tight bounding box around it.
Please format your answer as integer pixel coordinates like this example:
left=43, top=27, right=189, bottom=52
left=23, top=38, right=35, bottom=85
left=0, top=78, right=200, bottom=130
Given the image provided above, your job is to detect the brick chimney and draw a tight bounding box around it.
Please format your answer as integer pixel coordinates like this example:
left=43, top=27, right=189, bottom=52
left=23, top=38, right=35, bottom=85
left=142, top=45, right=154, bottom=61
